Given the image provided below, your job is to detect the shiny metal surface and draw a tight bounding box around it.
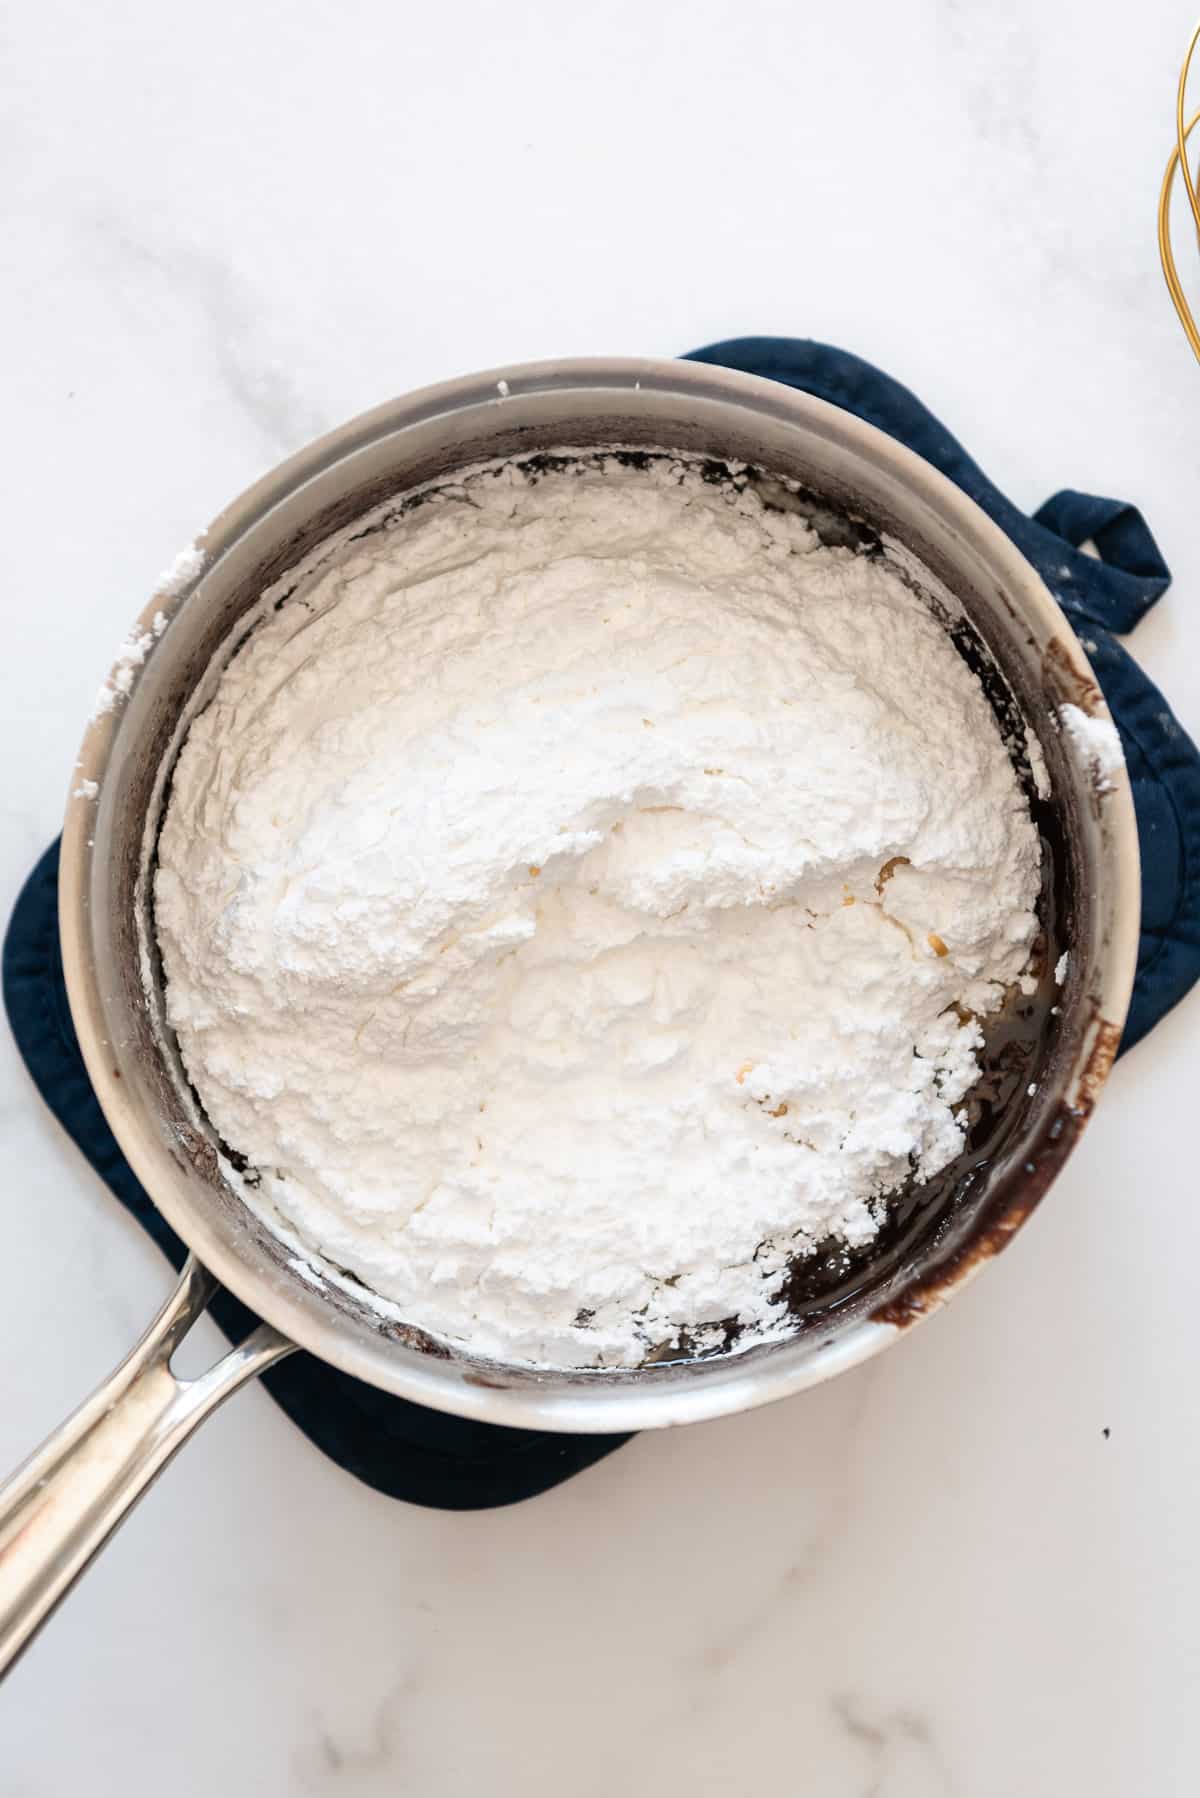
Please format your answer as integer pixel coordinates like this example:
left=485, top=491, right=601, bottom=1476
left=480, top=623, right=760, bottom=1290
left=0, top=1258, right=293, bottom=1675
left=0, top=356, right=1140, bottom=1673
left=60, top=357, right=1140, bottom=1430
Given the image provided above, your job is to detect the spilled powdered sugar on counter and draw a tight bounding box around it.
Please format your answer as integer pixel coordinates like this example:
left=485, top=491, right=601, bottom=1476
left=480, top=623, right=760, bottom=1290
left=154, top=454, right=1041, bottom=1367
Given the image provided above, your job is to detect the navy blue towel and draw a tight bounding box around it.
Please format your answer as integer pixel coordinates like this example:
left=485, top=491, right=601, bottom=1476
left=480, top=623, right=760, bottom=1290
left=5, top=338, right=1198, bottom=1510
left=686, top=339, right=1199, bottom=1048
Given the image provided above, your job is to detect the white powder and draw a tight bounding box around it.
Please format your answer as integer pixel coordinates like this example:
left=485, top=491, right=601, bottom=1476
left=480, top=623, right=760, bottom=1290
left=155, top=455, right=1041, bottom=1368
left=92, top=625, right=156, bottom=717
left=157, top=542, right=206, bottom=597
left=1025, top=724, right=1052, bottom=800
left=1059, top=703, right=1125, bottom=793
left=288, top=1255, right=325, bottom=1288
left=90, top=564, right=192, bottom=721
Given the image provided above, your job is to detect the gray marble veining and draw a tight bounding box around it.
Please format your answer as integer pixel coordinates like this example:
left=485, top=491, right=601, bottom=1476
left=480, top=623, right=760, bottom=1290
left=1, top=1, right=1198, bottom=1793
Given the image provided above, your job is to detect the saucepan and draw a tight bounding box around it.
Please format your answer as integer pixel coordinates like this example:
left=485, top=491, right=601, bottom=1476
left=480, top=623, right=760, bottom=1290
left=0, top=357, right=1140, bottom=1675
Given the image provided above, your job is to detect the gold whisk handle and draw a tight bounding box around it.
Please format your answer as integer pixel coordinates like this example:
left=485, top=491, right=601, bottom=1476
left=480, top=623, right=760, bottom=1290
left=1160, top=22, right=1200, bottom=364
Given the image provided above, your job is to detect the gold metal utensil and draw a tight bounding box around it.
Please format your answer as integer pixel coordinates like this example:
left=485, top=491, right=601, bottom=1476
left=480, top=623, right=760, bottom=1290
left=1160, top=20, right=1200, bottom=362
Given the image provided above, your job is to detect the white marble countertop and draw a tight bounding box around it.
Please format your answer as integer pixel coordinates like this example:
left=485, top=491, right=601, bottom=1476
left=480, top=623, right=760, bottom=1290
left=3, top=3, right=1199, bottom=1792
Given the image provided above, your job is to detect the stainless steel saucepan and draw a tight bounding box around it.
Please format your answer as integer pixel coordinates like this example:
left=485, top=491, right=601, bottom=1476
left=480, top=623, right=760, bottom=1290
left=0, top=358, right=1140, bottom=1675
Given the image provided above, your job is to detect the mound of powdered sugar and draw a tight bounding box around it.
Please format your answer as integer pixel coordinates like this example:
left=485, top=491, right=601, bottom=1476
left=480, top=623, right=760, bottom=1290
left=155, top=454, right=1041, bottom=1367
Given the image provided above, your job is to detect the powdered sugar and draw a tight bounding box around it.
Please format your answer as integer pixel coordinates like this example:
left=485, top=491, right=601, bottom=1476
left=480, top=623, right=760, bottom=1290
left=1025, top=724, right=1052, bottom=800
left=288, top=1255, right=325, bottom=1288
left=157, top=543, right=205, bottom=597
left=90, top=566, right=189, bottom=721
left=92, top=624, right=156, bottom=717
left=155, top=454, right=1041, bottom=1367
left=1059, top=704, right=1125, bottom=793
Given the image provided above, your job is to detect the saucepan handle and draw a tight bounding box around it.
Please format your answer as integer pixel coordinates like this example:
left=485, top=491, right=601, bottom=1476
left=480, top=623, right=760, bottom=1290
left=0, top=1256, right=294, bottom=1678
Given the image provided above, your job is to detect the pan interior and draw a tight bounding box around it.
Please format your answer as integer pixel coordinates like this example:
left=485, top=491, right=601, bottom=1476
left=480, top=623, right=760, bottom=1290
left=123, top=430, right=1079, bottom=1385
